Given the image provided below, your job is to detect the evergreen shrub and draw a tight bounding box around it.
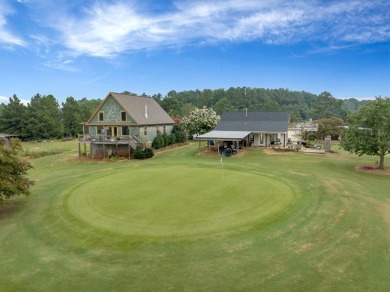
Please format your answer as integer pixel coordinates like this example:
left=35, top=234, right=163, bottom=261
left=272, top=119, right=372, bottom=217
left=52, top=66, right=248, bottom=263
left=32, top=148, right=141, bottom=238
left=134, top=147, right=154, bottom=159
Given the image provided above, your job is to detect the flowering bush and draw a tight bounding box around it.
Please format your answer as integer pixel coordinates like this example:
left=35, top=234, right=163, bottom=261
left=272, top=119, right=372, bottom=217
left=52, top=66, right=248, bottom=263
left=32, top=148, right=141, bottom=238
left=182, top=107, right=220, bottom=135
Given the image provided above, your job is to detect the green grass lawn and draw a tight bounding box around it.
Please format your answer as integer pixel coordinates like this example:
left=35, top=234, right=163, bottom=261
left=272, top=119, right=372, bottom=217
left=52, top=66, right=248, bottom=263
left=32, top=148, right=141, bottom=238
left=1, top=140, right=389, bottom=291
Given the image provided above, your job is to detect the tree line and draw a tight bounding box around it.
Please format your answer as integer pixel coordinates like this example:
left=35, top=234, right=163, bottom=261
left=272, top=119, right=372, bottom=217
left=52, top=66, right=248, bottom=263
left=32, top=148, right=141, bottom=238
left=0, top=88, right=375, bottom=140
left=152, top=88, right=371, bottom=122
left=0, top=94, right=101, bottom=140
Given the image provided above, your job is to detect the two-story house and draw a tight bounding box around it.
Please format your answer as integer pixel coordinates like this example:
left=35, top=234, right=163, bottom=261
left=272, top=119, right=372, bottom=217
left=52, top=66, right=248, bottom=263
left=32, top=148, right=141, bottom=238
left=79, top=92, right=175, bottom=158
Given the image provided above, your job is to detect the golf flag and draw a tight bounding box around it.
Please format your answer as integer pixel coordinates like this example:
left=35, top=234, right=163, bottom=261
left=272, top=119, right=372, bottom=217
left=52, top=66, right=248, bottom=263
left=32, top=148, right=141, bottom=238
left=220, top=156, right=224, bottom=181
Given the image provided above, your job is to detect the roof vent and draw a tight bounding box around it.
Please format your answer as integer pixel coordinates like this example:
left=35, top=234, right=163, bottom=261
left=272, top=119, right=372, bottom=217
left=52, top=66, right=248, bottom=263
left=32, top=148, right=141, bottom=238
left=145, top=104, right=148, bottom=118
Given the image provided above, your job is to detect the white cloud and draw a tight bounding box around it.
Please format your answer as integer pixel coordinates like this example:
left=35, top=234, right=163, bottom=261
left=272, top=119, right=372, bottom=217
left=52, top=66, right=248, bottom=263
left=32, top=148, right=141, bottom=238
left=20, top=0, right=390, bottom=57
left=0, top=95, right=29, bottom=105
left=0, top=96, right=9, bottom=104
left=0, top=2, right=26, bottom=46
left=43, top=58, right=78, bottom=72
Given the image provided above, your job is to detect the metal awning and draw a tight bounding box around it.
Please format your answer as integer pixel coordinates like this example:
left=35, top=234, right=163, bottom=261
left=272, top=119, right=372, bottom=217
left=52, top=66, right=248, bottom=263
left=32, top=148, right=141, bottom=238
left=196, top=130, right=251, bottom=140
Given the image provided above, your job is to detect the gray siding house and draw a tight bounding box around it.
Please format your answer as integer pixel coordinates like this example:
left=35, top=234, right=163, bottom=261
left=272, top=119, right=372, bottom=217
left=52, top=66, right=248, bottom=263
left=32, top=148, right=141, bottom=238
left=79, top=92, right=174, bottom=158
left=197, top=111, right=290, bottom=148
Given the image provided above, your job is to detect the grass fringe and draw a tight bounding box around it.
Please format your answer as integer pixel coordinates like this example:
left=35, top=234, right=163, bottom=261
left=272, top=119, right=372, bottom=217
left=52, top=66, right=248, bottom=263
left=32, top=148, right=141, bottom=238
left=23, top=148, right=68, bottom=159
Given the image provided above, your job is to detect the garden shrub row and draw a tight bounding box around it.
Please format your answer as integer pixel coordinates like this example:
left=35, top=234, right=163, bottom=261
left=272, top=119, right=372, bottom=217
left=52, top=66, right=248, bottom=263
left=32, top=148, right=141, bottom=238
left=134, top=147, right=154, bottom=159
left=152, top=124, right=186, bottom=150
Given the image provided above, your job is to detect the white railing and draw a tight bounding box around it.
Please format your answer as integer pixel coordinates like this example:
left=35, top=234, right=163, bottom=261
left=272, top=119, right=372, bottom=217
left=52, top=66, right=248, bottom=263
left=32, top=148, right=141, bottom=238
left=78, top=134, right=143, bottom=149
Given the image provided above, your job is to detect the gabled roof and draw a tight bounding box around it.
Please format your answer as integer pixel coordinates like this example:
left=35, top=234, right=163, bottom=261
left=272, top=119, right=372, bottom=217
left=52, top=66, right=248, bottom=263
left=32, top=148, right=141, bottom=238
left=88, top=92, right=174, bottom=125
left=214, top=111, right=289, bottom=132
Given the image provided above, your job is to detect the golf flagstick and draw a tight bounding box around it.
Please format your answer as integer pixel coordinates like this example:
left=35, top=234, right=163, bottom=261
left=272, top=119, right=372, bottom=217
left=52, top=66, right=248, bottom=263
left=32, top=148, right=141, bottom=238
left=221, top=156, right=224, bottom=181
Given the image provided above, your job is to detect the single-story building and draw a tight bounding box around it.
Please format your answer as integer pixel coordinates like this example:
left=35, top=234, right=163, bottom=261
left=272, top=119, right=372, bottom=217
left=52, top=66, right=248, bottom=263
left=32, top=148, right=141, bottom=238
left=196, top=111, right=290, bottom=153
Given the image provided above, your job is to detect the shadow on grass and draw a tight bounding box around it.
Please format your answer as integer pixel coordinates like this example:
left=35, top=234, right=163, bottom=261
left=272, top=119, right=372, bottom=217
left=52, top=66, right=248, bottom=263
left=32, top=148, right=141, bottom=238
left=0, top=201, right=24, bottom=219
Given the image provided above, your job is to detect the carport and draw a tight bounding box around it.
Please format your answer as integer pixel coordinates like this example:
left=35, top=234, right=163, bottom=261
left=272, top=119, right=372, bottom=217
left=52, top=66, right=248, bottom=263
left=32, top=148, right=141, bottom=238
left=196, top=130, right=251, bottom=154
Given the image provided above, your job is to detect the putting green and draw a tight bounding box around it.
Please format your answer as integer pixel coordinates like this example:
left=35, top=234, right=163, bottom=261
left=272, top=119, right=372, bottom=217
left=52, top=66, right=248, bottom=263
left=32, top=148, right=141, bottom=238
left=66, top=166, right=295, bottom=237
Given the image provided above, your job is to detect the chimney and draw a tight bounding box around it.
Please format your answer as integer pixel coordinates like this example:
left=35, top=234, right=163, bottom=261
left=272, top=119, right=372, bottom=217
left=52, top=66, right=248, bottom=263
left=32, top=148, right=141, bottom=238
left=145, top=104, right=148, bottom=118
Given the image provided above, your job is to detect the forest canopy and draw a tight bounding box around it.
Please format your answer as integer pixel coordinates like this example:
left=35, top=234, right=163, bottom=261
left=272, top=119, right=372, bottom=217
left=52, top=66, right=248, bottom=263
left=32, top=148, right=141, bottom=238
left=0, top=88, right=378, bottom=141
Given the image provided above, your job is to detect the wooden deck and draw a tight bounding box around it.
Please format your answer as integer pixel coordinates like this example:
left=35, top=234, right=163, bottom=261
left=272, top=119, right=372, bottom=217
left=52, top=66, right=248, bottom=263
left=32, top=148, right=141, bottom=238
left=79, top=134, right=142, bottom=146
left=78, top=134, right=145, bottom=159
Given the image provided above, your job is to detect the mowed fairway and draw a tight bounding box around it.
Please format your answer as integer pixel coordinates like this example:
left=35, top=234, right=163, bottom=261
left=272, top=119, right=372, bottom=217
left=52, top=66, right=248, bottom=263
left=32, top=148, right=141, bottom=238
left=0, top=141, right=389, bottom=291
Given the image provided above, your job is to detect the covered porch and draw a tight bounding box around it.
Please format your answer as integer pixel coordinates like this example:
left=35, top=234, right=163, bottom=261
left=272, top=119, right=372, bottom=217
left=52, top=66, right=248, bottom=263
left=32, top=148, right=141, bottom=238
left=196, top=131, right=251, bottom=155
left=251, top=132, right=289, bottom=147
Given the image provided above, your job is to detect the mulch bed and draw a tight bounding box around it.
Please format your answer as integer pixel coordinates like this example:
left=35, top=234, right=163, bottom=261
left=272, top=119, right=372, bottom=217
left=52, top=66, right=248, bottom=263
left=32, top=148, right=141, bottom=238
left=355, top=165, right=390, bottom=175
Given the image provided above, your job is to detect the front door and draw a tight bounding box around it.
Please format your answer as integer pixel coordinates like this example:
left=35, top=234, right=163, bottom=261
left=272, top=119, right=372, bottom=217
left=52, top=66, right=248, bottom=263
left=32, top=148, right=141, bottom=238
left=111, top=126, right=118, bottom=137
left=259, top=133, right=265, bottom=146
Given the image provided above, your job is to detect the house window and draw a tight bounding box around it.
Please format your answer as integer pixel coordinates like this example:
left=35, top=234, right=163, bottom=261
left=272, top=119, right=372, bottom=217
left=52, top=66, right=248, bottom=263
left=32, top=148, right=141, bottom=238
left=156, top=125, right=160, bottom=134
left=121, top=111, right=127, bottom=122
left=98, top=111, right=104, bottom=122
left=270, top=134, right=278, bottom=142
left=97, top=126, right=103, bottom=134
left=163, top=125, right=166, bottom=133
left=144, top=126, right=147, bottom=136
left=122, top=126, right=129, bottom=135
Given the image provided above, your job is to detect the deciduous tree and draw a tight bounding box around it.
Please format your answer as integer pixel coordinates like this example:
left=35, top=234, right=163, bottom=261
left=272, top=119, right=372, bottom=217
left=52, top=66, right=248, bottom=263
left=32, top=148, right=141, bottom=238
left=316, top=117, right=345, bottom=139
left=341, top=97, right=390, bottom=169
left=311, top=91, right=345, bottom=120
left=214, top=97, right=233, bottom=115
left=160, top=97, right=181, bottom=117
left=0, top=138, right=33, bottom=202
left=78, top=98, right=102, bottom=122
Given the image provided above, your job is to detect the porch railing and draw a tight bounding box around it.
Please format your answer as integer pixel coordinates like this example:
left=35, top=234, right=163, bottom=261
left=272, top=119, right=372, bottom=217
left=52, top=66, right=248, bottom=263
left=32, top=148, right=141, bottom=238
left=78, top=134, right=144, bottom=149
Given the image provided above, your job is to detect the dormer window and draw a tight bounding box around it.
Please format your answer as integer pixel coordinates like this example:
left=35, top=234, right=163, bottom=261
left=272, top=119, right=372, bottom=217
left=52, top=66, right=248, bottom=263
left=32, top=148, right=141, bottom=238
left=121, top=111, right=127, bottom=122
left=98, top=111, right=104, bottom=122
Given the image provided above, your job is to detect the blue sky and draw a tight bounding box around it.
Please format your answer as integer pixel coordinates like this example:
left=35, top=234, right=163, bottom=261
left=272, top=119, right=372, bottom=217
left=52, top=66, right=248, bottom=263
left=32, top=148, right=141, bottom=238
left=0, top=0, right=389, bottom=104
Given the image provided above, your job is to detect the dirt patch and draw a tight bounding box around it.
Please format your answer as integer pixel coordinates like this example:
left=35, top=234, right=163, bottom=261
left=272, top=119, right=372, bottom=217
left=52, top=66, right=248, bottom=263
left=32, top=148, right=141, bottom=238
left=300, top=148, right=326, bottom=154
left=263, top=146, right=326, bottom=155
left=154, top=143, right=189, bottom=155
left=263, top=147, right=296, bottom=155
left=0, top=202, right=19, bottom=219
left=355, top=165, right=390, bottom=176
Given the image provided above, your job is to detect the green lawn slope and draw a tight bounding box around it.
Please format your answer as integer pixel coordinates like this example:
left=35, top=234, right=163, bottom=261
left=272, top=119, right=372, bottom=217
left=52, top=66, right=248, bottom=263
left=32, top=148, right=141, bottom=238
left=0, top=140, right=389, bottom=291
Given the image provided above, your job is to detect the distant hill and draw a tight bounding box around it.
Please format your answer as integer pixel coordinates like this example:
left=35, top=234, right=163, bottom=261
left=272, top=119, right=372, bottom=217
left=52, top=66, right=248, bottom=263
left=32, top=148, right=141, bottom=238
left=151, top=87, right=383, bottom=121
